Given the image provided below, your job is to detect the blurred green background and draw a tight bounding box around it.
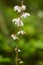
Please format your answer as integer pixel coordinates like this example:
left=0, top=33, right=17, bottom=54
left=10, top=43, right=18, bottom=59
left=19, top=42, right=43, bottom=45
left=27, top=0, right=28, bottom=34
left=0, top=0, right=43, bottom=65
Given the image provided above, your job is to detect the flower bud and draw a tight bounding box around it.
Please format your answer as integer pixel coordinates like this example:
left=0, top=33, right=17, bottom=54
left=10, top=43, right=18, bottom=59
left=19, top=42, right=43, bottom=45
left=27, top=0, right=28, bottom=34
left=21, top=5, right=26, bottom=11
left=18, top=49, right=21, bottom=52
left=19, top=61, right=23, bottom=64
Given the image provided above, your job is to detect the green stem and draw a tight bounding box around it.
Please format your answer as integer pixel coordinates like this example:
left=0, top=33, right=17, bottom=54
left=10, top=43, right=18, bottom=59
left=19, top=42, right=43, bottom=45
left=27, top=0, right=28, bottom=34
left=16, top=46, right=18, bottom=65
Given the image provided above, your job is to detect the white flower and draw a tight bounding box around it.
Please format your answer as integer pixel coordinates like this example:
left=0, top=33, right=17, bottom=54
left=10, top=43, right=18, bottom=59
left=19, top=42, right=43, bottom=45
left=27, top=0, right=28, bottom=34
left=21, top=5, right=26, bottom=11
left=18, top=7, right=21, bottom=13
left=15, top=48, right=21, bottom=52
left=19, top=61, right=23, bottom=64
left=12, top=18, right=24, bottom=27
left=12, top=19, right=18, bottom=22
left=21, top=13, right=30, bottom=18
left=11, top=34, right=18, bottom=40
left=15, top=47, right=18, bottom=51
left=14, top=5, right=21, bottom=13
left=17, top=30, right=26, bottom=35
left=15, top=18, right=24, bottom=27
left=18, top=49, right=21, bottom=52
left=14, top=5, right=19, bottom=11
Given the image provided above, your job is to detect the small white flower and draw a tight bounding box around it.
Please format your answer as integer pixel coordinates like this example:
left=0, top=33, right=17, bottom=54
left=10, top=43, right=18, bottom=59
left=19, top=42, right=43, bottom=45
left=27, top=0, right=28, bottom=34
left=21, top=5, right=26, bottom=11
left=21, top=13, right=30, bottom=18
left=12, top=18, right=24, bottom=27
left=15, top=18, right=24, bottom=27
left=19, top=61, right=23, bottom=64
left=18, top=7, right=21, bottom=13
left=11, top=34, right=18, bottom=40
left=14, top=5, right=19, bottom=11
left=12, top=19, right=19, bottom=22
left=15, top=47, right=18, bottom=51
left=18, top=49, right=21, bottom=52
left=14, top=5, right=21, bottom=13
left=17, top=30, right=26, bottom=35
left=15, top=48, right=21, bottom=52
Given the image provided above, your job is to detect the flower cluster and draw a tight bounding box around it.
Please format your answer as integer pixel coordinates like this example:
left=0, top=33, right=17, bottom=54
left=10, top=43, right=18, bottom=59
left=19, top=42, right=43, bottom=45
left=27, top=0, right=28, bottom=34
left=11, top=1, right=30, bottom=40
left=14, top=1, right=26, bottom=13
left=11, top=1, right=30, bottom=65
left=14, top=1, right=30, bottom=18
left=15, top=46, right=23, bottom=64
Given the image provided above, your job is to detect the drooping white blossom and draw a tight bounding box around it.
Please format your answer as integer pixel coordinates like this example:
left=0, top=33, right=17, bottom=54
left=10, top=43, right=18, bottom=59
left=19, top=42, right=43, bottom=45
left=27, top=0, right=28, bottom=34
left=12, top=18, right=24, bottom=27
left=11, top=34, right=18, bottom=40
left=18, top=49, right=21, bottom=52
left=18, top=7, right=21, bottom=13
left=15, top=18, right=24, bottom=27
left=14, top=5, right=19, bottom=11
left=21, top=13, right=30, bottom=18
left=19, top=61, right=23, bottom=64
left=15, top=47, right=21, bottom=52
left=12, top=19, right=18, bottom=23
left=14, top=5, right=21, bottom=13
left=17, top=30, right=26, bottom=35
left=21, top=5, right=26, bottom=11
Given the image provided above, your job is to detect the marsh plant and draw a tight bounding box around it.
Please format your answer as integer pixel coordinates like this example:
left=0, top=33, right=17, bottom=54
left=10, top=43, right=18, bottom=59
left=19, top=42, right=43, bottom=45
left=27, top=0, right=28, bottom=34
left=11, top=1, right=30, bottom=65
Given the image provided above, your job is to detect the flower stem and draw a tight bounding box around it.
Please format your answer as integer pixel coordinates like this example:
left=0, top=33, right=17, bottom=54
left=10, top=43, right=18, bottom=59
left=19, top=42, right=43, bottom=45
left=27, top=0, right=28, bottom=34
left=16, top=46, right=18, bottom=65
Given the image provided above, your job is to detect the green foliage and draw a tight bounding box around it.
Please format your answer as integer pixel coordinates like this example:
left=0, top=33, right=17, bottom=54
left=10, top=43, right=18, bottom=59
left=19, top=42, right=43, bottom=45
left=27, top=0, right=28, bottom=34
left=0, top=0, right=43, bottom=65
left=0, top=55, right=11, bottom=63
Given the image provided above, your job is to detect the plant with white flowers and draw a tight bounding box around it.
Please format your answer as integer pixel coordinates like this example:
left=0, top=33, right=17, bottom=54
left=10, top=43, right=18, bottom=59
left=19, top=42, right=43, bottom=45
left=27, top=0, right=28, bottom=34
left=11, top=1, right=30, bottom=65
